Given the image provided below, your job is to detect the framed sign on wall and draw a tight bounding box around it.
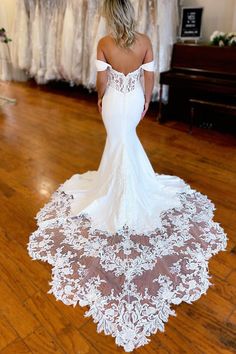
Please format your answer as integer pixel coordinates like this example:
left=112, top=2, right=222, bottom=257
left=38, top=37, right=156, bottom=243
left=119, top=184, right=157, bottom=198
left=179, top=7, right=204, bottom=41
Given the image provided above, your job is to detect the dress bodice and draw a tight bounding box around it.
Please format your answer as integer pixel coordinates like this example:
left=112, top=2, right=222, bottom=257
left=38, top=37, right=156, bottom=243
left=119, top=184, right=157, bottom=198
left=95, top=59, right=155, bottom=94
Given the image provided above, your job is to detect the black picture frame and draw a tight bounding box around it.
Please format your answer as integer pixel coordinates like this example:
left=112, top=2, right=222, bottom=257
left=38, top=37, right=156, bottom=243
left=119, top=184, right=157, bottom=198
left=179, top=7, right=204, bottom=40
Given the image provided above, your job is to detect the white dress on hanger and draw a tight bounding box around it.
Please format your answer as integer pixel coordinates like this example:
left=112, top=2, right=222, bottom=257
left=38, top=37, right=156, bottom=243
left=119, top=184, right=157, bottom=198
left=60, top=0, right=75, bottom=82
left=45, top=2, right=59, bottom=81
left=16, top=0, right=30, bottom=71
left=28, top=58, right=227, bottom=352
left=30, top=0, right=46, bottom=83
left=71, top=0, right=85, bottom=85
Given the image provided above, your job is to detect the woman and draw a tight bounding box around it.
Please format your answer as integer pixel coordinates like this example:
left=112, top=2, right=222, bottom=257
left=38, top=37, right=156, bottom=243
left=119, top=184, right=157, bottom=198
left=96, top=4, right=154, bottom=120
left=28, top=0, right=227, bottom=352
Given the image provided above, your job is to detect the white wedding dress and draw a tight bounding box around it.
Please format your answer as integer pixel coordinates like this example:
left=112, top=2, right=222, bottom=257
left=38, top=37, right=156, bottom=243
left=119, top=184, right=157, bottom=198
left=28, top=59, right=227, bottom=352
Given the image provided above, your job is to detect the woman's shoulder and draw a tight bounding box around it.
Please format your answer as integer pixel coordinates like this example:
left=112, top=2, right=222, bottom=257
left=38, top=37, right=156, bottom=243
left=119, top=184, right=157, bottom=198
left=97, top=35, right=113, bottom=48
left=135, top=32, right=152, bottom=46
left=98, top=33, right=151, bottom=46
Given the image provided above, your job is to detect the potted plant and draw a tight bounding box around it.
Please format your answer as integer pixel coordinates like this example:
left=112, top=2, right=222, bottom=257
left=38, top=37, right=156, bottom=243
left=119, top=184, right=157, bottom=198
left=210, top=31, right=236, bottom=47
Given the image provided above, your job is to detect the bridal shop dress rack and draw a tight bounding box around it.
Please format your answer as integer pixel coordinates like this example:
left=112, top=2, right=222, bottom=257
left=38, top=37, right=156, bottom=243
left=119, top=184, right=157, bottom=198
left=1, top=0, right=179, bottom=101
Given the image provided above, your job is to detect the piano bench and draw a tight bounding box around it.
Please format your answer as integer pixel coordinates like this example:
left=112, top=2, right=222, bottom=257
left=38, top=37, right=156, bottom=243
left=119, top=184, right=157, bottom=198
left=189, top=98, right=236, bottom=133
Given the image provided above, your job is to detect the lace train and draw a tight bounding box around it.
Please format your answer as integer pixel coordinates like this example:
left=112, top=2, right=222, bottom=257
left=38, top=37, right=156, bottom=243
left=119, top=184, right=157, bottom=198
left=27, top=176, right=227, bottom=352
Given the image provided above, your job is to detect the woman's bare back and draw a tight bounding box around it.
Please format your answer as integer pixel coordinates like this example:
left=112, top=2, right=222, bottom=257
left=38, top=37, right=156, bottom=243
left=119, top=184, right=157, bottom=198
left=97, top=33, right=153, bottom=75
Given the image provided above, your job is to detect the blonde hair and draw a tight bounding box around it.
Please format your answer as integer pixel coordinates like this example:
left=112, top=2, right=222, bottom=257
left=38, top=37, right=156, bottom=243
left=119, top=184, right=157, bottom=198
left=102, top=0, right=136, bottom=48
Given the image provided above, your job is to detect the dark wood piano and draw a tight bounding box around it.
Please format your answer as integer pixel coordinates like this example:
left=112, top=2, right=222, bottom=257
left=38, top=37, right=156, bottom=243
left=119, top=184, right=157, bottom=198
left=159, top=43, right=236, bottom=128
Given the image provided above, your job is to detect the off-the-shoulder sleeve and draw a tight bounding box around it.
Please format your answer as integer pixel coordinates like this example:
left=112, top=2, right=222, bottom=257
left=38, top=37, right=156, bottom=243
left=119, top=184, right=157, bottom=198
left=95, top=59, right=111, bottom=71
left=141, top=60, right=155, bottom=72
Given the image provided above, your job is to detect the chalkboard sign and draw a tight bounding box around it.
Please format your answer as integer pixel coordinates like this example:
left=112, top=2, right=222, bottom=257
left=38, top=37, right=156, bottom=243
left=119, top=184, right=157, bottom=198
left=180, top=7, right=203, bottom=40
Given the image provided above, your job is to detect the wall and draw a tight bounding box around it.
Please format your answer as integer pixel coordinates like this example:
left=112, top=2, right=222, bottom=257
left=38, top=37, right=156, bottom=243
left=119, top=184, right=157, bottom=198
left=233, top=0, right=236, bottom=31
left=180, top=0, right=236, bottom=41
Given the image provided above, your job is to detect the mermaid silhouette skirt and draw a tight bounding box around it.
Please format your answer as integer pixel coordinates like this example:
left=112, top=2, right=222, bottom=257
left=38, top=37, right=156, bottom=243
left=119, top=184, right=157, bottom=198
left=28, top=59, right=227, bottom=352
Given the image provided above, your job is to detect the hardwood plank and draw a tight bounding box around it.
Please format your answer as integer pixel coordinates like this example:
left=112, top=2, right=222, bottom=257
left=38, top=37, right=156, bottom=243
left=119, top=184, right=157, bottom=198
left=211, top=276, right=236, bottom=306
left=0, top=314, right=18, bottom=351
left=0, top=279, right=39, bottom=338
left=24, top=291, right=88, bottom=337
left=23, top=326, right=65, bottom=354
left=210, top=257, right=233, bottom=281
left=56, top=323, right=100, bottom=354
left=0, top=228, right=51, bottom=295
left=228, top=309, right=236, bottom=326
left=167, top=303, right=236, bottom=354
left=0, top=338, right=32, bottom=354
left=227, top=270, right=236, bottom=286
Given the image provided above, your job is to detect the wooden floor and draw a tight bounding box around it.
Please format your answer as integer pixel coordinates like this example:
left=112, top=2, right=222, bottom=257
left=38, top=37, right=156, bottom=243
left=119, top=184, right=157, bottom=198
left=0, top=80, right=236, bottom=354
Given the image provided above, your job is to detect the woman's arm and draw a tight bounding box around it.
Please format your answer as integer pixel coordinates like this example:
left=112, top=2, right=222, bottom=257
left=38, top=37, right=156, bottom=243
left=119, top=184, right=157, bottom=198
left=142, top=37, right=154, bottom=119
left=96, top=39, right=108, bottom=114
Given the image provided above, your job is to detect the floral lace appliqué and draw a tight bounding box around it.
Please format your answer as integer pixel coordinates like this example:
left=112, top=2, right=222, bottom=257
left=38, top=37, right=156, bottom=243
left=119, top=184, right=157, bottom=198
left=107, top=67, right=142, bottom=94
left=27, top=182, right=227, bottom=352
